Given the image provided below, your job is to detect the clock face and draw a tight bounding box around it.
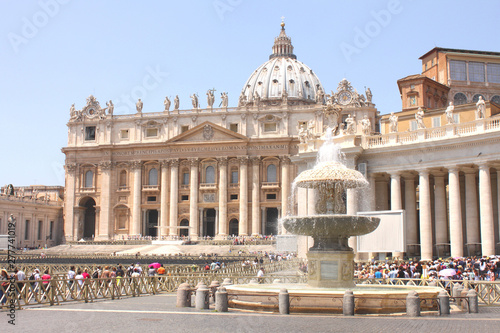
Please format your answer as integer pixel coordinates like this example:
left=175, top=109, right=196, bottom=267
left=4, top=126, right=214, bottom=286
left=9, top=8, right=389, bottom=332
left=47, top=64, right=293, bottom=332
left=338, top=91, right=352, bottom=105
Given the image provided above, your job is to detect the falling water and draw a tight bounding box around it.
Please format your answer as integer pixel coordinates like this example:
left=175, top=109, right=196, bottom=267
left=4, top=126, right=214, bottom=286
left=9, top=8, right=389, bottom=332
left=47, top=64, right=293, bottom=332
left=316, top=127, right=345, bottom=165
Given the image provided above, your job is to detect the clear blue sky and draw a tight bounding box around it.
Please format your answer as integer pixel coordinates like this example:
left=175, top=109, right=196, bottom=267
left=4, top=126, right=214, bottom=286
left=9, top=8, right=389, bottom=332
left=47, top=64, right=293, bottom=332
left=1, top=0, right=499, bottom=186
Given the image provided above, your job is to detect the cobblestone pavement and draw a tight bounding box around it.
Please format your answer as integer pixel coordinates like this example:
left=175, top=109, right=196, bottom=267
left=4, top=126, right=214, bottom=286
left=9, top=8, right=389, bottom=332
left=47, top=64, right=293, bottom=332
left=3, top=294, right=500, bottom=333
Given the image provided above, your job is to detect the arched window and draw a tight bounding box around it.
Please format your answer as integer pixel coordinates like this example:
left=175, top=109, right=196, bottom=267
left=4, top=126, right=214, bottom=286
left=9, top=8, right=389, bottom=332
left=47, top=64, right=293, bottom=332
left=205, top=166, right=215, bottom=184
left=267, top=164, right=277, bottom=182
left=472, top=94, right=485, bottom=103
left=84, top=170, right=93, bottom=188
left=148, top=168, right=158, bottom=186
left=491, top=95, right=500, bottom=105
left=182, top=169, right=190, bottom=185
left=453, top=92, right=467, bottom=106
left=119, top=170, right=127, bottom=187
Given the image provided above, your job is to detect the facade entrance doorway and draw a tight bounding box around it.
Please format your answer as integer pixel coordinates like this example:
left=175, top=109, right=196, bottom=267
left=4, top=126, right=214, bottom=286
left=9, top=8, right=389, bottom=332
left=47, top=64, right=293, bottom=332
left=82, top=197, right=96, bottom=239
left=229, top=219, right=239, bottom=236
left=179, top=219, right=189, bottom=237
left=203, top=209, right=216, bottom=237
left=145, top=210, right=158, bottom=237
left=265, top=207, right=278, bottom=235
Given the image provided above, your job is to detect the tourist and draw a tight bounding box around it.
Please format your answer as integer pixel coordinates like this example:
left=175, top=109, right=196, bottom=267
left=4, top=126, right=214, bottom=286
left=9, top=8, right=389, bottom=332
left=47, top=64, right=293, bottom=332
left=257, top=267, right=265, bottom=283
left=116, top=265, right=125, bottom=277
left=0, top=269, right=9, bottom=307
left=82, top=269, right=91, bottom=279
left=41, top=269, right=51, bottom=296
left=68, top=266, right=76, bottom=288
left=157, top=265, right=166, bottom=275
left=75, top=270, right=84, bottom=289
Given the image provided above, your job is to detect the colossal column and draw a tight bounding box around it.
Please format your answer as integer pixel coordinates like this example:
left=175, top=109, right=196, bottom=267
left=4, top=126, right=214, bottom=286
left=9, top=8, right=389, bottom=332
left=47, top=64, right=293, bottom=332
left=403, top=174, right=418, bottom=249
left=280, top=156, right=291, bottom=218
left=251, top=157, right=261, bottom=236
left=464, top=169, right=480, bottom=248
left=418, top=170, right=433, bottom=260
left=390, top=172, right=403, bottom=259
left=64, top=163, right=77, bottom=241
left=169, top=159, right=179, bottom=236
left=479, top=164, right=495, bottom=256
left=433, top=173, right=448, bottom=247
left=239, top=157, right=249, bottom=235
left=131, top=161, right=142, bottom=236
left=218, top=157, right=228, bottom=237
left=160, top=160, right=169, bottom=238
left=189, top=158, right=199, bottom=238
left=98, top=161, right=112, bottom=240
left=448, top=167, right=463, bottom=257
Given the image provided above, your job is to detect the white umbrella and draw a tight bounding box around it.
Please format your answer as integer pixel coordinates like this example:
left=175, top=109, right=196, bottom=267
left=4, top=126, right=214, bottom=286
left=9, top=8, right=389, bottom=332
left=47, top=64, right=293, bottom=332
left=438, top=268, right=456, bottom=277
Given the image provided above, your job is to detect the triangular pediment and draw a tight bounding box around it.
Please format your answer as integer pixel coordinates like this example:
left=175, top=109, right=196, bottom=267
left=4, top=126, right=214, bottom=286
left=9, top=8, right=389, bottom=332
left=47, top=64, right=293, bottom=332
left=166, top=121, right=249, bottom=143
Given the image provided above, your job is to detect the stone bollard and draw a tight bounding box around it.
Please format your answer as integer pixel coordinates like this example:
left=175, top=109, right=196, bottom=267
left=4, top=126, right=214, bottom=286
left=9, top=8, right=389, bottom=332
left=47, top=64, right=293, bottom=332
left=343, top=290, right=355, bottom=316
left=438, top=290, right=450, bottom=315
left=406, top=290, right=420, bottom=317
left=222, top=278, right=232, bottom=286
left=456, top=285, right=464, bottom=306
left=467, top=289, right=479, bottom=313
left=215, top=287, right=228, bottom=312
left=451, top=284, right=460, bottom=304
left=460, top=287, right=469, bottom=311
left=209, top=280, right=220, bottom=303
left=279, top=288, right=289, bottom=315
left=195, top=283, right=210, bottom=310
left=176, top=283, right=191, bottom=307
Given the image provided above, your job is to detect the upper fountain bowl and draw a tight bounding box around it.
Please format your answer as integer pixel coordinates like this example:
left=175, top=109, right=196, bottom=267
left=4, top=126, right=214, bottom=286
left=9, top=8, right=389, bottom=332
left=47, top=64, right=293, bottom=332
left=294, top=161, right=368, bottom=190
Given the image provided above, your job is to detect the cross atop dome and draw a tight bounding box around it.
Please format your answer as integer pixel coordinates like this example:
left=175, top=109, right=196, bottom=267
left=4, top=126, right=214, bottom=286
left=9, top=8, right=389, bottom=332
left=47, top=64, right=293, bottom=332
left=270, top=18, right=296, bottom=60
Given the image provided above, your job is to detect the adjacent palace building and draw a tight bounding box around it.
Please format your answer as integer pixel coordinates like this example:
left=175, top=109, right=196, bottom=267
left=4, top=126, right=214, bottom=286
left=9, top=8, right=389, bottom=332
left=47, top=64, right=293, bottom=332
left=58, top=23, right=500, bottom=259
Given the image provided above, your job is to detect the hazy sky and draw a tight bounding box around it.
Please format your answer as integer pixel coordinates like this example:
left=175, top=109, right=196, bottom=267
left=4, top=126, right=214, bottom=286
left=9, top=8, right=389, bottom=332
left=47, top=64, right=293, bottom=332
left=1, top=0, right=499, bottom=186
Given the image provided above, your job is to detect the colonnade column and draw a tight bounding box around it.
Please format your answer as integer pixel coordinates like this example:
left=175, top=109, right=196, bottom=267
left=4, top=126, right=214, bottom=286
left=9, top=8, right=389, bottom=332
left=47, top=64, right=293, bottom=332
left=280, top=156, right=291, bottom=219
left=464, top=170, right=480, bottom=249
left=375, top=179, right=389, bottom=210
left=64, top=163, right=77, bottom=241
left=390, top=172, right=403, bottom=259
left=189, top=158, right=199, bottom=239
left=131, top=161, right=142, bottom=236
left=218, top=157, right=228, bottom=237
left=448, top=167, right=463, bottom=258
left=433, top=173, right=448, bottom=247
left=239, top=157, right=249, bottom=235
left=169, top=159, right=179, bottom=237
left=251, top=157, right=261, bottom=236
left=403, top=174, right=418, bottom=249
left=479, top=164, right=495, bottom=256
left=98, top=161, right=112, bottom=240
left=418, top=170, right=433, bottom=260
left=160, top=160, right=169, bottom=238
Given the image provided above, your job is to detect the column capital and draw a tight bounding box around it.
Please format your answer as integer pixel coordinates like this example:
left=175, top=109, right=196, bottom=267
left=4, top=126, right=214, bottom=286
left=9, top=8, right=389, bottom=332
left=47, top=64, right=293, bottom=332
left=168, top=158, right=179, bottom=167
left=189, top=158, right=199, bottom=167
left=417, top=168, right=430, bottom=176
left=65, top=163, right=77, bottom=173
left=389, top=171, right=401, bottom=179
left=250, top=156, right=261, bottom=165
left=217, top=157, right=228, bottom=166
left=99, top=161, right=113, bottom=170
left=130, top=160, right=142, bottom=170
left=238, top=156, right=249, bottom=165
left=160, top=159, right=169, bottom=168
left=279, top=155, right=291, bottom=164
left=478, top=163, right=490, bottom=171
left=446, top=166, right=460, bottom=174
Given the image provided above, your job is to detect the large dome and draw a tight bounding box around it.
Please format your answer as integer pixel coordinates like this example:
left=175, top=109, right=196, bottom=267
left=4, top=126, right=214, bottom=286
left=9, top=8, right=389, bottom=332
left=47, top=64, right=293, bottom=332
left=240, top=22, right=324, bottom=106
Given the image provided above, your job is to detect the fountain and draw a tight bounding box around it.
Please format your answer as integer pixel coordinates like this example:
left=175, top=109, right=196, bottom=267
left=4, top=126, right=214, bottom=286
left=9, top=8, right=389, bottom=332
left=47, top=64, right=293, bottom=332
left=225, top=129, right=442, bottom=313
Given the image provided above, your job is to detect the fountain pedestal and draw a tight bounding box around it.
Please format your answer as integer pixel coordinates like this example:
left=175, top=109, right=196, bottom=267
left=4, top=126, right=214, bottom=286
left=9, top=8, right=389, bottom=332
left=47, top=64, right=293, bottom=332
left=307, top=251, right=355, bottom=288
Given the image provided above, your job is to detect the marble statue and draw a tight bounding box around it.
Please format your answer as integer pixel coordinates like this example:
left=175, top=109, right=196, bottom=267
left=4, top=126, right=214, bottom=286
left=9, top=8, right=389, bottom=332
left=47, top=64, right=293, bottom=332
left=220, top=92, right=228, bottom=108
left=282, top=89, right=288, bottom=105
left=69, top=104, right=76, bottom=119
left=345, top=114, right=355, bottom=134
left=361, top=115, right=371, bottom=136
left=106, top=100, right=114, bottom=116
left=190, top=93, right=199, bottom=109
left=164, top=96, right=171, bottom=111
left=389, top=112, right=398, bottom=133
left=206, top=89, right=215, bottom=108
left=238, top=92, right=247, bottom=107
left=316, top=86, right=325, bottom=104
left=445, top=102, right=455, bottom=124
left=254, top=91, right=261, bottom=108
left=365, top=87, right=372, bottom=103
left=307, top=119, right=316, bottom=140
left=415, top=107, right=425, bottom=129
left=136, top=99, right=143, bottom=113
left=476, top=96, right=486, bottom=119
left=174, top=95, right=179, bottom=110
left=298, top=124, right=308, bottom=143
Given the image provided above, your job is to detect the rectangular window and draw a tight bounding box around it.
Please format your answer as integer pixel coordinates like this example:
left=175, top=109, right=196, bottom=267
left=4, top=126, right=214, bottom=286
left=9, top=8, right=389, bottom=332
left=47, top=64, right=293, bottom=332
left=487, top=63, right=500, bottom=83
left=469, top=62, right=485, bottom=82
left=264, top=123, right=277, bottom=132
left=25, top=220, right=30, bottom=240
left=449, top=60, right=467, bottom=81
left=147, top=196, right=157, bottom=202
left=432, top=116, right=441, bottom=128
left=410, top=120, right=418, bottom=131
left=181, top=195, right=189, bottom=201
left=266, top=193, right=277, bottom=200
left=120, top=129, right=129, bottom=140
left=230, top=194, right=238, bottom=200
left=182, top=172, right=190, bottom=185
left=49, top=221, right=54, bottom=240
left=229, top=123, right=238, bottom=132
left=146, top=128, right=158, bottom=137
left=85, top=126, right=96, bottom=141
left=231, top=171, right=238, bottom=184
left=38, top=220, right=43, bottom=240
left=181, top=125, right=189, bottom=133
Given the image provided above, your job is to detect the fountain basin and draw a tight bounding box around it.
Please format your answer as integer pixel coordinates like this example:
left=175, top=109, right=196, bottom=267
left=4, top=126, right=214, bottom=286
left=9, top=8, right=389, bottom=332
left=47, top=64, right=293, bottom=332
left=226, top=284, right=442, bottom=314
left=282, top=215, right=380, bottom=238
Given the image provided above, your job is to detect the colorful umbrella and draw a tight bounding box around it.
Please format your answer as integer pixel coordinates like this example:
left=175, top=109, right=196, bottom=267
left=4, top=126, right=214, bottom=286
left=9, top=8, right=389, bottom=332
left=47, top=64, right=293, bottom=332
left=149, top=262, right=161, bottom=269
